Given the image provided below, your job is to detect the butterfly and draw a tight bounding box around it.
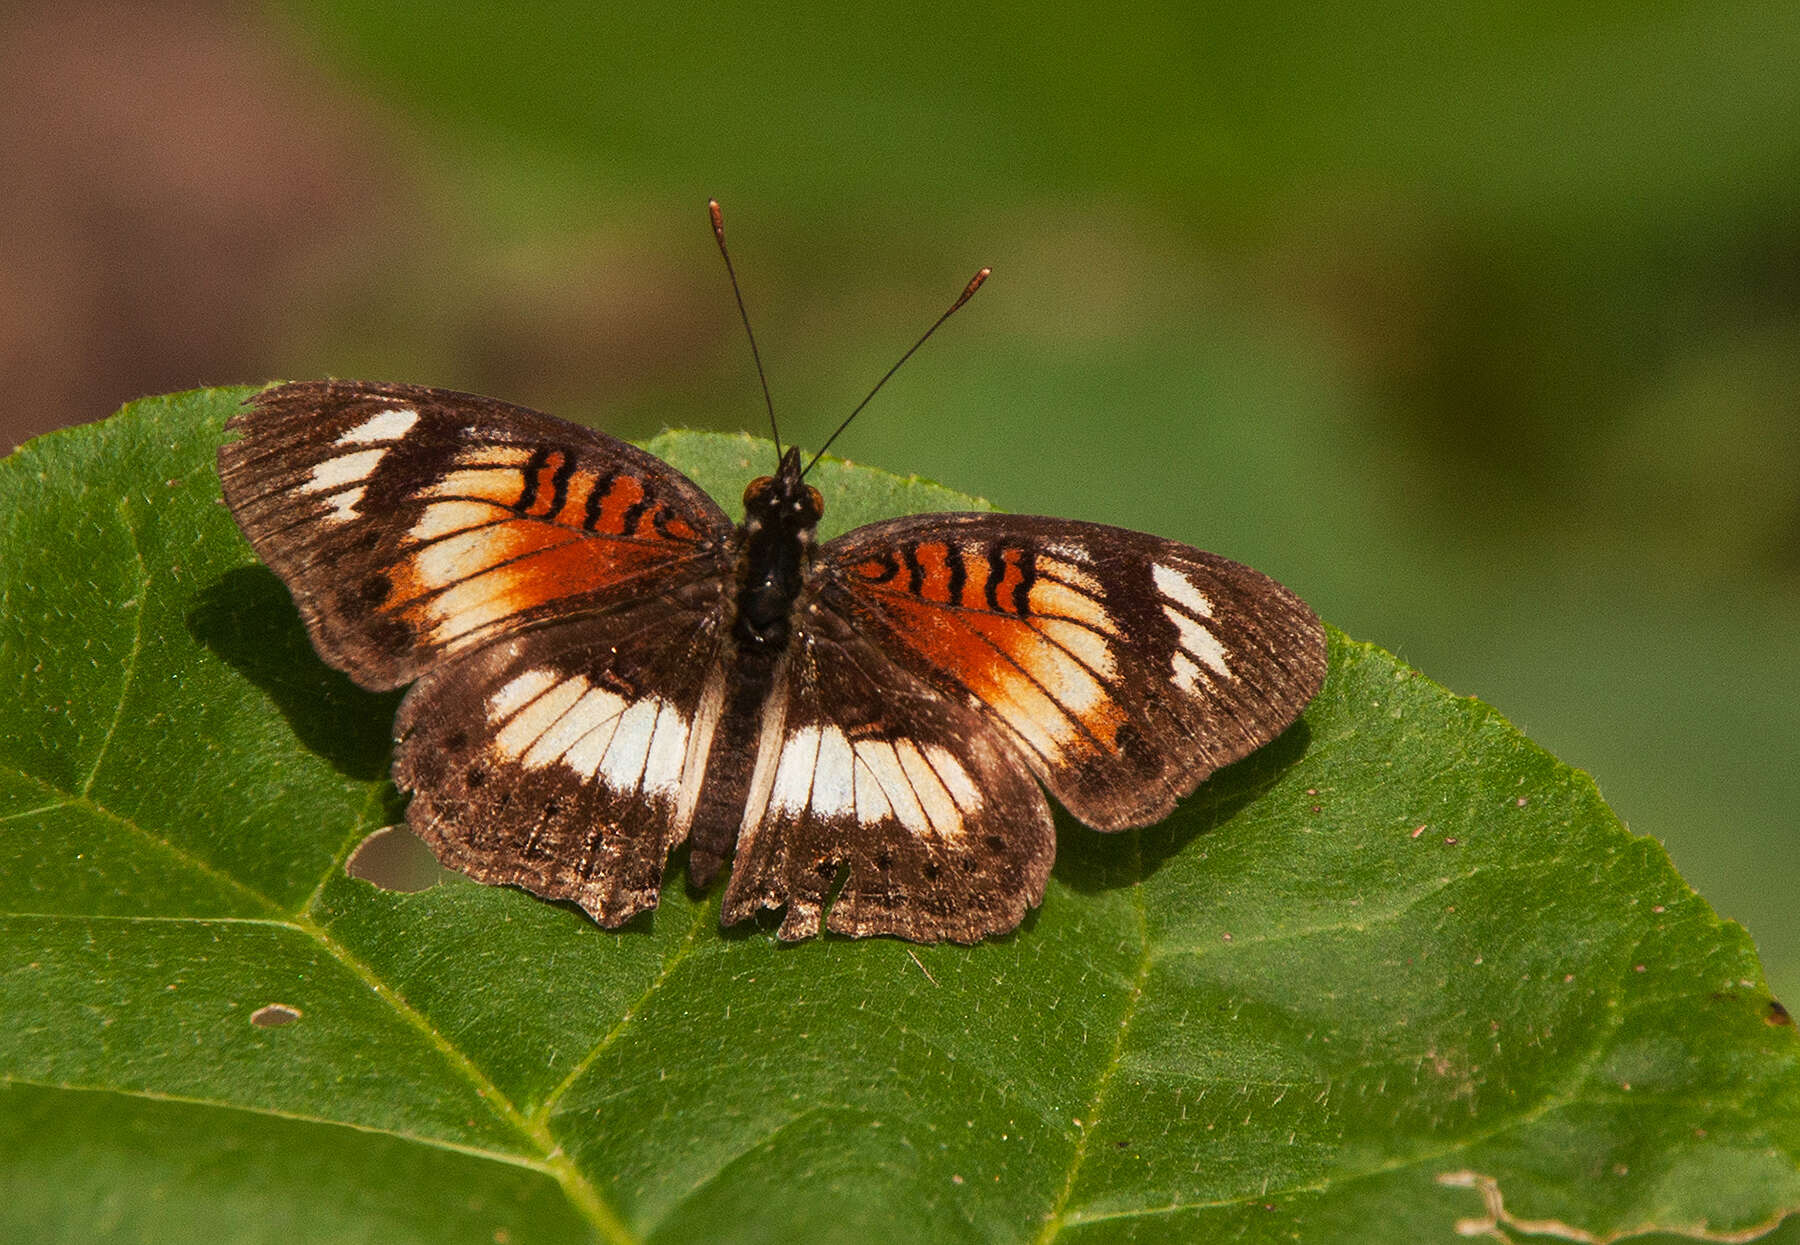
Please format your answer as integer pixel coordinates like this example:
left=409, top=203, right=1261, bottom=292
left=217, top=217, right=1325, bottom=943
left=218, top=377, right=1324, bottom=942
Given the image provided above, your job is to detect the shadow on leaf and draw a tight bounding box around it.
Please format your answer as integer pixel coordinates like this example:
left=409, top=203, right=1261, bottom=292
left=187, top=565, right=401, bottom=781
left=1053, top=718, right=1315, bottom=894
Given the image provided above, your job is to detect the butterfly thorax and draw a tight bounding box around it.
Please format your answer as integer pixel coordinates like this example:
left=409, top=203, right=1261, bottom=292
left=732, top=446, right=824, bottom=653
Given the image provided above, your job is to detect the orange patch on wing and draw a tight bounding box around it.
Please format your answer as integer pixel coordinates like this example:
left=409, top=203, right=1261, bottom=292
left=412, top=536, right=667, bottom=647
left=588, top=473, right=647, bottom=536
left=966, top=614, right=1123, bottom=747
left=390, top=521, right=576, bottom=604
left=879, top=597, right=1115, bottom=761
left=993, top=549, right=1029, bottom=615
left=522, top=451, right=567, bottom=517
left=956, top=547, right=993, bottom=611
left=912, top=542, right=956, bottom=604
left=658, top=510, right=698, bottom=541
left=553, top=470, right=600, bottom=529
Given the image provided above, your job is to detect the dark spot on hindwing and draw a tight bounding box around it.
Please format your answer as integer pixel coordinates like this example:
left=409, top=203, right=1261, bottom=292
left=358, top=573, right=391, bottom=607
left=1112, top=718, right=1145, bottom=760
left=465, top=765, right=487, bottom=788
left=369, top=617, right=411, bottom=651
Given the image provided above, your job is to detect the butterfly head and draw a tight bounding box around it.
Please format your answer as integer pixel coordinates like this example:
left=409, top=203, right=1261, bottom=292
left=742, top=445, right=823, bottom=539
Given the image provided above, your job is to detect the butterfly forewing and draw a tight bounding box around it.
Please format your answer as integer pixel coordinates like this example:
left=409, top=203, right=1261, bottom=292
left=817, top=513, right=1327, bottom=830
left=217, top=381, right=733, bottom=690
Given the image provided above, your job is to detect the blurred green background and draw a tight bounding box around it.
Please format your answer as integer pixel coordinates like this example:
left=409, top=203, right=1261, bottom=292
left=3, top=2, right=1795, bottom=1003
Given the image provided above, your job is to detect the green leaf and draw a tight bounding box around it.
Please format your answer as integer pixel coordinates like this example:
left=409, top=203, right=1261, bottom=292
left=2, top=387, right=1795, bottom=1244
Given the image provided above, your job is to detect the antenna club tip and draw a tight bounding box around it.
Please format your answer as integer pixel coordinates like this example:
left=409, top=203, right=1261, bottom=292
left=708, top=199, right=724, bottom=238
left=949, top=267, right=991, bottom=311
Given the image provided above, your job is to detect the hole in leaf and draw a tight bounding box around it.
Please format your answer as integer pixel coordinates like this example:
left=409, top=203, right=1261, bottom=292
left=250, top=1003, right=301, bottom=1027
left=345, top=824, right=450, bottom=893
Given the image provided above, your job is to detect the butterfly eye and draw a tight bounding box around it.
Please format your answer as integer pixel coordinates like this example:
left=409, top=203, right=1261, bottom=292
left=743, top=475, right=774, bottom=507
left=803, top=486, right=824, bottom=521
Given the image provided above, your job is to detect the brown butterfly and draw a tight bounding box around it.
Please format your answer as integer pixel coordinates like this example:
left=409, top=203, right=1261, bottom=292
left=217, top=215, right=1326, bottom=943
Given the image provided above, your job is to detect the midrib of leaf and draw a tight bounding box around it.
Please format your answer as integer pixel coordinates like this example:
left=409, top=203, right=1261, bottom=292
left=285, top=907, right=633, bottom=1243
left=532, top=900, right=710, bottom=1129
left=1034, top=830, right=1152, bottom=1244
left=2, top=757, right=639, bottom=1243
left=1, top=498, right=640, bottom=1245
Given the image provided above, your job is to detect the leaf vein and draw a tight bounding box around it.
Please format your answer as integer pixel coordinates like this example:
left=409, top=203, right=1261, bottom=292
left=291, top=909, right=640, bottom=1244
left=0, top=770, right=285, bottom=918
left=1057, top=942, right=1645, bottom=1229
left=79, top=494, right=151, bottom=798
left=536, top=899, right=711, bottom=1127
left=0, top=799, right=69, bottom=825
left=0, top=1075, right=553, bottom=1173
left=1034, top=831, right=1153, bottom=1244
left=300, top=781, right=390, bottom=916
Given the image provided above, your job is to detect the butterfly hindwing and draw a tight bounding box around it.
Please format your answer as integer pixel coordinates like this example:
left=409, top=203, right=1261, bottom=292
left=817, top=513, right=1327, bottom=831
left=721, top=601, right=1056, bottom=943
left=392, top=578, right=733, bottom=927
left=217, top=381, right=733, bottom=690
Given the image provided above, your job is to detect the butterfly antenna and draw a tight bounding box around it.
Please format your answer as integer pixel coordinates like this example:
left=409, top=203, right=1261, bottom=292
left=709, top=199, right=781, bottom=459
left=804, top=266, right=990, bottom=476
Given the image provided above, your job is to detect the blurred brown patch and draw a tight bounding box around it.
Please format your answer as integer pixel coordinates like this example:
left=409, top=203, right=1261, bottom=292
left=0, top=0, right=401, bottom=450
